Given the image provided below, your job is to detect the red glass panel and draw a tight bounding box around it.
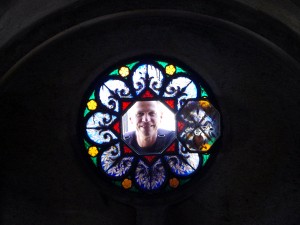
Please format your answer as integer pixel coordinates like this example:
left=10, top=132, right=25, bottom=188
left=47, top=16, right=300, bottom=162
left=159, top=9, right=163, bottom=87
left=165, top=99, right=175, bottom=109
left=122, top=101, right=132, bottom=111
left=124, top=145, right=133, bottom=154
left=141, top=90, right=154, bottom=98
left=113, top=121, right=120, bottom=133
left=177, top=120, right=185, bottom=132
left=143, top=155, right=157, bottom=163
left=165, top=142, right=175, bottom=153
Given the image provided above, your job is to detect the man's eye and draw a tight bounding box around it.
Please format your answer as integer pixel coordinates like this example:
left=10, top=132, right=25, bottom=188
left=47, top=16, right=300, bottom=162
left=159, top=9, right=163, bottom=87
left=136, top=113, right=143, bottom=117
left=149, top=112, right=156, bottom=116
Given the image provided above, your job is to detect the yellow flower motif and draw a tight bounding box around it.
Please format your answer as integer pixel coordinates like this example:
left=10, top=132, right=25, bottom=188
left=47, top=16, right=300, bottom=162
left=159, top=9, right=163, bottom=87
left=119, top=66, right=130, bottom=77
left=87, top=100, right=97, bottom=110
left=88, top=146, right=98, bottom=157
left=199, top=100, right=210, bottom=109
left=122, top=178, right=132, bottom=189
left=166, top=64, right=176, bottom=75
left=169, top=178, right=179, bottom=188
left=201, top=143, right=211, bottom=152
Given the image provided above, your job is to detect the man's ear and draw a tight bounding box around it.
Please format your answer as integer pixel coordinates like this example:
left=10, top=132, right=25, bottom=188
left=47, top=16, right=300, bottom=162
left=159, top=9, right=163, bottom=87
left=129, top=116, right=134, bottom=124
left=159, top=112, right=163, bottom=123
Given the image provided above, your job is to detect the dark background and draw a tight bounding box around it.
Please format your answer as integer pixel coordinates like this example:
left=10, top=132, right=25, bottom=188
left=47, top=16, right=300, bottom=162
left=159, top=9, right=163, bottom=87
left=1, top=1, right=299, bottom=224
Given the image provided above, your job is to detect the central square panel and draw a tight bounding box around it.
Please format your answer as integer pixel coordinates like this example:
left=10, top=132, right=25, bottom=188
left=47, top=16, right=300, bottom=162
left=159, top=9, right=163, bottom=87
left=122, top=100, right=176, bottom=155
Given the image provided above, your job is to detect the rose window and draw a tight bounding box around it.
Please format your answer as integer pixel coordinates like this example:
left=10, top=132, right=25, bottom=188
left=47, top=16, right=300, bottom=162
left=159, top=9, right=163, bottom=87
left=81, top=59, right=221, bottom=192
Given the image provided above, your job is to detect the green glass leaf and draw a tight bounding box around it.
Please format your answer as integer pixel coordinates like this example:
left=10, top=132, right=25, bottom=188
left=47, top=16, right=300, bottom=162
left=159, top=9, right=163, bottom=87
left=90, top=157, right=97, bottom=166
left=165, top=185, right=172, bottom=191
left=126, top=61, right=139, bottom=70
left=176, top=66, right=186, bottom=74
left=84, top=139, right=91, bottom=150
left=201, top=86, right=208, bottom=98
left=89, top=91, right=95, bottom=100
left=112, top=180, right=122, bottom=187
left=109, top=68, right=119, bottom=76
left=202, top=154, right=210, bottom=166
left=130, top=186, right=139, bottom=192
left=156, top=61, right=168, bottom=68
left=83, top=107, right=90, bottom=117
left=179, top=178, right=191, bottom=185
left=208, top=138, right=216, bottom=146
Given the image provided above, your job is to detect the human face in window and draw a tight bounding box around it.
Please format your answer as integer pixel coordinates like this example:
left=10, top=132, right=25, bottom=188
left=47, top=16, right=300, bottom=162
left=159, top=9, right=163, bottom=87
left=131, top=101, right=161, bottom=138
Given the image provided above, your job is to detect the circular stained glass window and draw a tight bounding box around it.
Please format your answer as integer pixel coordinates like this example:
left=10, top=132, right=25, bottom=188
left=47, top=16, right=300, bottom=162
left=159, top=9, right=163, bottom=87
left=81, top=59, right=221, bottom=193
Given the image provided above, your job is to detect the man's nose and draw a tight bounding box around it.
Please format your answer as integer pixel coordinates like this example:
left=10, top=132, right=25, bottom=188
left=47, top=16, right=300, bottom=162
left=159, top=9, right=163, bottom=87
left=142, top=113, right=150, bottom=122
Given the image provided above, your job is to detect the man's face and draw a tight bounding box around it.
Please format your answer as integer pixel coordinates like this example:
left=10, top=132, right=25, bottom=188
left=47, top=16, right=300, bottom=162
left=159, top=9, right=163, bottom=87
left=130, top=101, right=161, bottom=137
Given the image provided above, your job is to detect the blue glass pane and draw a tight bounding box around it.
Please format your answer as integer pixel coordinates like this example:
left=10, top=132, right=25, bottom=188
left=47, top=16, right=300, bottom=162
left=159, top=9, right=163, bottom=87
left=132, top=64, right=147, bottom=95
left=165, top=142, right=200, bottom=176
left=165, top=155, right=195, bottom=176
left=135, top=160, right=151, bottom=190
left=163, top=77, right=197, bottom=109
left=86, top=112, right=117, bottom=128
left=135, top=159, right=166, bottom=190
left=86, top=112, right=118, bottom=144
left=99, top=79, right=132, bottom=112
left=178, top=142, right=200, bottom=170
left=106, top=157, right=134, bottom=177
left=100, top=144, right=134, bottom=177
left=148, top=64, right=164, bottom=95
left=101, top=144, right=121, bottom=171
left=150, top=159, right=166, bottom=190
left=200, top=114, right=220, bottom=140
left=86, top=129, right=117, bottom=144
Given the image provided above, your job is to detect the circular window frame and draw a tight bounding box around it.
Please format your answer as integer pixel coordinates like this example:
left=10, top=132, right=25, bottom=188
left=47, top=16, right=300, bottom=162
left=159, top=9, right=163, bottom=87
left=78, top=56, right=222, bottom=196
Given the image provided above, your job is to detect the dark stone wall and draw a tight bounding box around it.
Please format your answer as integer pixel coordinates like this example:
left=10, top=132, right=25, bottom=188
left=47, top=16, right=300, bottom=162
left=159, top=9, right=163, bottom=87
left=1, top=1, right=299, bottom=225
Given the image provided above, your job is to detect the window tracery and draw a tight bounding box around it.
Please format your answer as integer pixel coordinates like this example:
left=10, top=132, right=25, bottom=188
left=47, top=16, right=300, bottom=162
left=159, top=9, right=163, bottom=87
left=81, top=59, right=220, bottom=192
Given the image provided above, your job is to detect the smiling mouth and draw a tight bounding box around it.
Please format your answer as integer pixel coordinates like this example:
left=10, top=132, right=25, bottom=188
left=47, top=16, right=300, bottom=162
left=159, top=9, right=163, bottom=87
left=140, top=125, right=154, bottom=128
left=139, top=124, right=155, bottom=128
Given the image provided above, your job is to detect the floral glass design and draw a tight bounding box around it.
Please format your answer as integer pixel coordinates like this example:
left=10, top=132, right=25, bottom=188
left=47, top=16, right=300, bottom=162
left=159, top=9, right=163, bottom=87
left=81, top=59, right=221, bottom=192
